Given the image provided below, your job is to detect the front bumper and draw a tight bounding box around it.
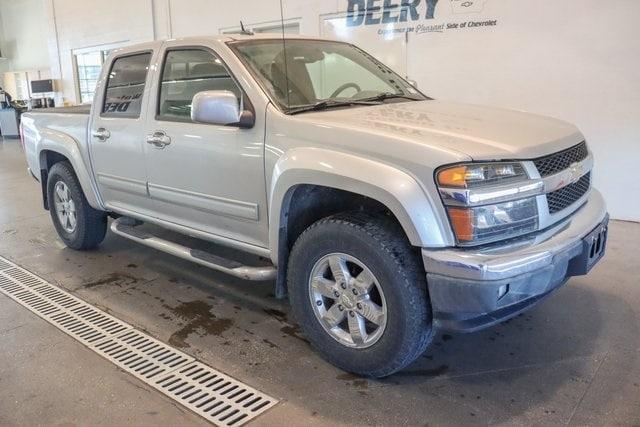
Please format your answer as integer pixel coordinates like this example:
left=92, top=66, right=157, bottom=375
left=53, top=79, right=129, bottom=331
left=422, top=189, right=608, bottom=332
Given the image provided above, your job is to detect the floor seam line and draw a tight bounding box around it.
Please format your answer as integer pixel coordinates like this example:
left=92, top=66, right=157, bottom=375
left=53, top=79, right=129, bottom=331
left=565, top=351, right=608, bottom=426
left=410, top=354, right=607, bottom=383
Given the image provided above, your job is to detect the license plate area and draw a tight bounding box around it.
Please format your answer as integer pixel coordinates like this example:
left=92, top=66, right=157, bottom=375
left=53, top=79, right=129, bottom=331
left=567, top=215, right=609, bottom=276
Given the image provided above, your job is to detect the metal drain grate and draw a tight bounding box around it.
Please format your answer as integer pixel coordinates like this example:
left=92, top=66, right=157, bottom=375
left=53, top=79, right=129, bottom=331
left=0, top=256, right=278, bottom=425
left=155, top=362, right=278, bottom=426
left=0, top=265, right=131, bottom=346
left=0, top=258, right=13, bottom=271
left=4, top=266, right=47, bottom=288
left=94, top=329, right=193, bottom=382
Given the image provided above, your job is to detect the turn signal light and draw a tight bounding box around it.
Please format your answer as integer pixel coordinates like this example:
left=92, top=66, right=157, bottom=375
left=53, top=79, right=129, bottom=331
left=447, top=207, right=474, bottom=242
left=437, top=166, right=468, bottom=188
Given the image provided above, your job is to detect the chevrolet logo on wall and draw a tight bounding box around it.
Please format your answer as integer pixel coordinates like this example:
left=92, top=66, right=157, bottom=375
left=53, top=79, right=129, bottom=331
left=450, top=0, right=488, bottom=14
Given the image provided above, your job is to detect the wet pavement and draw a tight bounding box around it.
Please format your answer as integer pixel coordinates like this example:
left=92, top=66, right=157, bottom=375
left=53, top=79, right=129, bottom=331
left=1, top=138, right=639, bottom=425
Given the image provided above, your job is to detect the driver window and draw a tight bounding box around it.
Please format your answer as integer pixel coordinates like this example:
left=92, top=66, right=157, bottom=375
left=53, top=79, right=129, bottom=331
left=158, top=49, right=242, bottom=122
left=305, top=53, right=392, bottom=99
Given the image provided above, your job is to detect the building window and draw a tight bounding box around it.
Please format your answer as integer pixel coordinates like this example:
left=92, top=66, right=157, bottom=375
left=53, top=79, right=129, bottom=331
left=75, top=50, right=109, bottom=104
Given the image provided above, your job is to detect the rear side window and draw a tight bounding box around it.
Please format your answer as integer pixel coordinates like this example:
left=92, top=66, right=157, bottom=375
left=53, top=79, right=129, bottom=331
left=102, top=52, right=152, bottom=118
left=158, top=49, right=242, bottom=122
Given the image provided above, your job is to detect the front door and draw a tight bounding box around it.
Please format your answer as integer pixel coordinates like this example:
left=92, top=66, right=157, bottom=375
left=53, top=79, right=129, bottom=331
left=90, top=51, right=157, bottom=216
left=143, top=46, right=268, bottom=248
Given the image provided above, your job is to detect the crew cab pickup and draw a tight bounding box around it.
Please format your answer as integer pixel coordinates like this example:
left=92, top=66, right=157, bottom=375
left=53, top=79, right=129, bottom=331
left=21, top=34, right=608, bottom=377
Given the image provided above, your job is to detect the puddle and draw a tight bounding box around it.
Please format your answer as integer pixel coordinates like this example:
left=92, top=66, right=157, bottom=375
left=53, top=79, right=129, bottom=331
left=263, top=308, right=309, bottom=344
left=263, top=308, right=287, bottom=322
left=164, top=300, right=234, bottom=348
left=262, top=338, right=279, bottom=349
left=82, top=272, right=139, bottom=289
left=336, top=372, right=369, bottom=389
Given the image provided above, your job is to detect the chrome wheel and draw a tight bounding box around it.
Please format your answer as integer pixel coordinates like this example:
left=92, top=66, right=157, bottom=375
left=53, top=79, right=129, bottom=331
left=53, top=181, right=77, bottom=233
left=308, top=253, right=387, bottom=348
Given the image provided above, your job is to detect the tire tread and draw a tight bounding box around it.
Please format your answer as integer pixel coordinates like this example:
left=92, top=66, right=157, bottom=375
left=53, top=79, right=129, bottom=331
left=47, top=161, right=107, bottom=250
left=288, top=211, right=433, bottom=377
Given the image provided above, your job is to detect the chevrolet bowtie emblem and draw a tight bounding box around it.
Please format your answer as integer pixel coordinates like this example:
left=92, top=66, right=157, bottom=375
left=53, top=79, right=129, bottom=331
left=569, top=162, right=584, bottom=183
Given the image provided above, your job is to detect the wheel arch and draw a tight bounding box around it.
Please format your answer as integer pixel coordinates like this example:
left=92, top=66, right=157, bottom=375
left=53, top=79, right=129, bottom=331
left=268, top=147, right=453, bottom=297
left=37, top=132, right=102, bottom=211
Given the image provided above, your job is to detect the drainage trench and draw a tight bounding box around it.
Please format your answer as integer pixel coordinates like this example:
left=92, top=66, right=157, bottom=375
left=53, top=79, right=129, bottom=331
left=0, top=256, right=278, bottom=426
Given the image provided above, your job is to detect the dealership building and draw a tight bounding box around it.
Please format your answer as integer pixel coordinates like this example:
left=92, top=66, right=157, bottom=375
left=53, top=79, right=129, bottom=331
left=0, top=0, right=637, bottom=425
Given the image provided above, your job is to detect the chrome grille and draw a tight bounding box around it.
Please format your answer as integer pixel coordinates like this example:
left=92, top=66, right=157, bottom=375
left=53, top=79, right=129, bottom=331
left=546, top=172, right=591, bottom=214
left=533, top=142, right=589, bottom=177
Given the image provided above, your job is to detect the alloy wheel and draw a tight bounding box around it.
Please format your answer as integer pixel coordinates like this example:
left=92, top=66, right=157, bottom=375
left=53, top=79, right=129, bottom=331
left=308, top=253, right=387, bottom=348
left=53, top=181, right=77, bottom=233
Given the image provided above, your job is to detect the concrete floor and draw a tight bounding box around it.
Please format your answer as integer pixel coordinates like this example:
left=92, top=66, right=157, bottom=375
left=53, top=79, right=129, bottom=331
left=1, top=137, right=639, bottom=426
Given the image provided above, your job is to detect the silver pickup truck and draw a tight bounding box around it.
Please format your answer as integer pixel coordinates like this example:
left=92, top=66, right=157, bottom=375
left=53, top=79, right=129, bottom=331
left=21, top=34, right=608, bottom=377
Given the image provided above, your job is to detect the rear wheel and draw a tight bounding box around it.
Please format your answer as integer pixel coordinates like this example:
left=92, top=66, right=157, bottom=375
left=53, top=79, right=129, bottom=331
left=287, top=212, right=434, bottom=378
left=47, top=161, right=107, bottom=250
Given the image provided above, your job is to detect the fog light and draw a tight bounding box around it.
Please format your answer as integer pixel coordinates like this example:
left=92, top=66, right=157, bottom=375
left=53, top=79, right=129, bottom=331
left=497, top=284, right=509, bottom=300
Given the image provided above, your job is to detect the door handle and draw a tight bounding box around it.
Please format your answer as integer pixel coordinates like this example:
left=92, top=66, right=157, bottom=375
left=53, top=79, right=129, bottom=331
left=146, top=131, right=171, bottom=149
left=91, top=128, right=111, bottom=142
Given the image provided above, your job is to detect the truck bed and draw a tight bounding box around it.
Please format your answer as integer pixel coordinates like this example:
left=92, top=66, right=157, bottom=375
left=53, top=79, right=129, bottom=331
left=21, top=107, right=91, bottom=179
left=31, top=105, right=91, bottom=115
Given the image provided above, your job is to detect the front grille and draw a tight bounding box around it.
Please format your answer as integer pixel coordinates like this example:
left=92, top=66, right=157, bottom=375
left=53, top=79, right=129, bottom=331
left=546, top=172, right=591, bottom=214
left=533, top=142, right=589, bottom=177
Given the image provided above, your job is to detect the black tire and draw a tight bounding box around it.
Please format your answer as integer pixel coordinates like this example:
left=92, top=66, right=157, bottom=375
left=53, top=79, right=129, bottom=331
left=47, top=161, right=108, bottom=250
left=287, top=212, right=434, bottom=378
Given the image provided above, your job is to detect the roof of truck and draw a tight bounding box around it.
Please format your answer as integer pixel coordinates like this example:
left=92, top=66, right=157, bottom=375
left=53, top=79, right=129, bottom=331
left=179, top=33, right=335, bottom=42
left=109, top=33, right=337, bottom=55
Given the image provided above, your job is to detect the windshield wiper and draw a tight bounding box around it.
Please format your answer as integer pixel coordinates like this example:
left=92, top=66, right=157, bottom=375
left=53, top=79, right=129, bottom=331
left=287, top=99, right=381, bottom=115
left=359, top=92, right=424, bottom=103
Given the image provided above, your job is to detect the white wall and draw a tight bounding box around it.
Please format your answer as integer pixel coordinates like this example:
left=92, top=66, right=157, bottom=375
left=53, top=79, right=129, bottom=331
left=0, top=0, right=637, bottom=221
left=398, top=0, right=640, bottom=222
left=44, top=0, right=154, bottom=103
left=0, top=0, right=50, bottom=73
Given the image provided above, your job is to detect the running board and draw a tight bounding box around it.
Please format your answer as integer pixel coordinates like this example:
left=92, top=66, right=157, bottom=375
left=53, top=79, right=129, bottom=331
left=110, top=217, right=276, bottom=281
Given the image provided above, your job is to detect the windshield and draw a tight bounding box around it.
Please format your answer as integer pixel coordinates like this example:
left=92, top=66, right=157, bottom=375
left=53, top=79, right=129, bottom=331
left=230, top=39, right=427, bottom=112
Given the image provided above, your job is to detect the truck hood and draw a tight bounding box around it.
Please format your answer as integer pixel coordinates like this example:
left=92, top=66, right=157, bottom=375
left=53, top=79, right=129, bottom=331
left=298, top=100, right=584, bottom=161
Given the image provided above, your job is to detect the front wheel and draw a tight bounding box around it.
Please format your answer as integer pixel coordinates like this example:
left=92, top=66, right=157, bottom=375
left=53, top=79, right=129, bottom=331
left=287, top=212, right=434, bottom=378
left=47, top=161, right=107, bottom=250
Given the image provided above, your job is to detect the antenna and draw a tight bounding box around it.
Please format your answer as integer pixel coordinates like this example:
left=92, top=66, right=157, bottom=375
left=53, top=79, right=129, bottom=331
left=239, top=21, right=254, bottom=36
left=279, top=0, right=291, bottom=109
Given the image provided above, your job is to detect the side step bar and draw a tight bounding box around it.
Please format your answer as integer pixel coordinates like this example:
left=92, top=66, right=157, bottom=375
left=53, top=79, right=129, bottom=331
left=110, top=217, right=277, bottom=281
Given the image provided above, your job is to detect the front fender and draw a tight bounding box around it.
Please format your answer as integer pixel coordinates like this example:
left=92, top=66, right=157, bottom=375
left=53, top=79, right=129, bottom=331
left=37, top=128, right=103, bottom=210
left=268, top=147, right=454, bottom=263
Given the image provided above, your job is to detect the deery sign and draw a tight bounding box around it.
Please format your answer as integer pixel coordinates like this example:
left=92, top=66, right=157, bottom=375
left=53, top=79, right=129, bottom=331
left=346, top=0, right=440, bottom=27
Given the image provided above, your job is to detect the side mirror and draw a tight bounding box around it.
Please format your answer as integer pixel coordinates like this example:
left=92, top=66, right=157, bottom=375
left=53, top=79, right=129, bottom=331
left=407, top=79, right=418, bottom=89
left=191, top=90, right=255, bottom=129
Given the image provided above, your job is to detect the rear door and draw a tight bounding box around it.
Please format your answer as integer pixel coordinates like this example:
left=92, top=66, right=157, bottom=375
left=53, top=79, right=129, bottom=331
left=143, top=43, right=268, bottom=248
left=90, top=50, right=157, bottom=216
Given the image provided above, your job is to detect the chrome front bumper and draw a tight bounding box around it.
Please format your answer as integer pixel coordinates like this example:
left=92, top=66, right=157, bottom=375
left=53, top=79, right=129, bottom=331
left=422, top=189, right=608, bottom=332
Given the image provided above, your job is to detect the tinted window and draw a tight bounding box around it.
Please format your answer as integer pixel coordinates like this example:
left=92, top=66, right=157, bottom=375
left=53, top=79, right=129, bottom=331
left=158, top=49, right=242, bottom=121
left=102, top=52, right=151, bottom=117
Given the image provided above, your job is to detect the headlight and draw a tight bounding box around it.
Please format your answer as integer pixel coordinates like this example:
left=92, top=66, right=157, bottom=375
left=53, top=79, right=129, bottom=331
left=437, top=163, right=528, bottom=188
left=447, top=198, right=539, bottom=245
left=437, top=162, right=544, bottom=246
